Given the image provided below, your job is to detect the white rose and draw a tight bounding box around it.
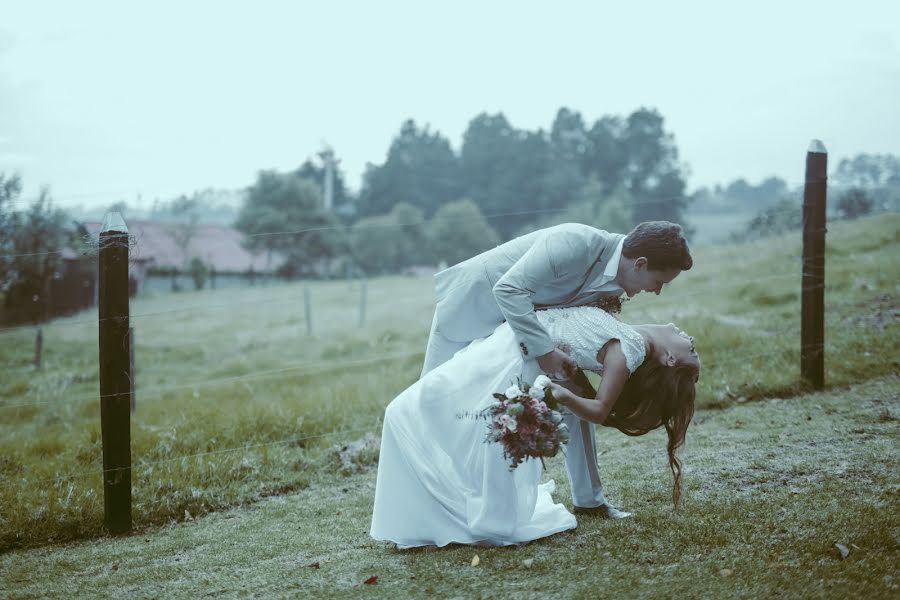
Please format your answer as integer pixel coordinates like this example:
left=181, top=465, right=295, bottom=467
left=528, top=386, right=544, bottom=400
left=505, top=385, right=522, bottom=400
left=533, top=375, right=552, bottom=390
left=506, top=416, right=518, bottom=432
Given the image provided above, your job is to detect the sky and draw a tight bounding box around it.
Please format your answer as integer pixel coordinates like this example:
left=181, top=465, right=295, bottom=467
left=1, top=0, right=899, bottom=210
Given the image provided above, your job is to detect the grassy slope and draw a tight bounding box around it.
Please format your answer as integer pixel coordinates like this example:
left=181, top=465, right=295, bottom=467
left=0, top=213, right=898, bottom=552
left=1, top=376, right=897, bottom=598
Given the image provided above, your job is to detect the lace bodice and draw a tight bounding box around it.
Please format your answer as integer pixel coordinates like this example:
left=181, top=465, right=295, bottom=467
left=536, top=306, right=646, bottom=374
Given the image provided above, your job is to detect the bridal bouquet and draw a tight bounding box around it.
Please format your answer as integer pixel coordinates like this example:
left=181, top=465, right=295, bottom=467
left=484, top=375, right=570, bottom=470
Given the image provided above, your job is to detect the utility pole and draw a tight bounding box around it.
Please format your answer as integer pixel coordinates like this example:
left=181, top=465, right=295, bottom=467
left=318, top=146, right=339, bottom=210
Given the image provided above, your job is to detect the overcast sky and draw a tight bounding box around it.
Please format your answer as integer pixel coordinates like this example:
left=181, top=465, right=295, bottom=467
left=2, top=1, right=899, bottom=209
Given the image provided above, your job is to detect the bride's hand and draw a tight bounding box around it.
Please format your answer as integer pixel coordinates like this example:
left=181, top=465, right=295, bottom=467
left=546, top=382, right=573, bottom=407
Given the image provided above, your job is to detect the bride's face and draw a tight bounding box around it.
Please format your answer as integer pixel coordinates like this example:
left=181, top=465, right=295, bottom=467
left=656, top=323, right=700, bottom=377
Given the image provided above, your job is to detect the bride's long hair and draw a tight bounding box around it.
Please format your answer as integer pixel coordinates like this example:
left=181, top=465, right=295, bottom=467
left=603, top=359, right=697, bottom=508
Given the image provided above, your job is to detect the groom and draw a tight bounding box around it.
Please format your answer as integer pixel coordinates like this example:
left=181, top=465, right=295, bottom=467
left=421, top=220, right=693, bottom=517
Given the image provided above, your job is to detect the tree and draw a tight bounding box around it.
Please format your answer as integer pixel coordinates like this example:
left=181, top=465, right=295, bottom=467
left=0, top=173, right=23, bottom=290
left=514, top=178, right=633, bottom=238
left=739, top=197, right=802, bottom=240
left=189, top=257, right=209, bottom=290
left=349, top=215, right=404, bottom=275
left=837, top=188, right=874, bottom=219
left=833, top=153, right=900, bottom=212
left=235, top=170, right=346, bottom=277
left=390, top=202, right=429, bottom=267
left=428, top=199, right=500, bottom=266
left=621, top=108, right=690, bottom=225
left=348, top=202, right=429, bottom=275
left=0, top=177, right=70, bottom=324
left=357, top=120, right=463, bottom=219
left=550, top=108, right=591, bottom=176
left=166, top=195, right=200, bottom=271
left=583, top=116, right=628, bottom=192
left=460, top=113, right=559, bottom=239
left=833, top=154, right=900, bottom=189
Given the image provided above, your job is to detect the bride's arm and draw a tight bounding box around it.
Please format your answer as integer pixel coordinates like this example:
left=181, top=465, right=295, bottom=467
left=548, top=342, right=629, bottom=424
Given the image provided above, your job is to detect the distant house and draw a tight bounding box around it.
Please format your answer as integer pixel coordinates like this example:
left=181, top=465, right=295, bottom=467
left=76, top=220, right=284, bottom=295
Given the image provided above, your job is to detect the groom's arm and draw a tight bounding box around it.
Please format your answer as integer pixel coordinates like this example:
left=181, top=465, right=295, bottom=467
left=492, top=230, right=589, bottom=361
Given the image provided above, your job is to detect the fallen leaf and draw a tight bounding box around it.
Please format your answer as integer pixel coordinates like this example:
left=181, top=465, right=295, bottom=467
left=835, top=543, right=849, bottom=559
left=522, top=558, right=534, bottom=568
left=364, top=575, right=378, bottom=585
left=850, top=543, right=861, bottom=550
left=719, top=569, right=733, bottom=577
left=307, top=562, right=320, bottom=569
left=184, top=510, right=193, bottom=521
left=471, top=554, right=480, bottom=567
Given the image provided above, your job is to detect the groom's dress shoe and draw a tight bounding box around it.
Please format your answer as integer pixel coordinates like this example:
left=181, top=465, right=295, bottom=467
left=573, top=504, right=633, bottom=519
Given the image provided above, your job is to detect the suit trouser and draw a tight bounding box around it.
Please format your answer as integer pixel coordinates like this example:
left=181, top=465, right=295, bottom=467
left=421, top=313, right=609, bottom=508
left=561, top=411, right=608, bottom=508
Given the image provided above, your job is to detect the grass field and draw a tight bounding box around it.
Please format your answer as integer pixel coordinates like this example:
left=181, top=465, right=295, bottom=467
left=1, top=376, right=897, bottom=598
left=0, top=213, right=898, bottom=558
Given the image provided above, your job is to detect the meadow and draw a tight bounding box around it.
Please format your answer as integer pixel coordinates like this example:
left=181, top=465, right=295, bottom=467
left=0, top=213, right=898, bottom=561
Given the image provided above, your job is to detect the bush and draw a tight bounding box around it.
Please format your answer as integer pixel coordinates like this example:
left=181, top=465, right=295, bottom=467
left=837, top=188, right=873, bottom=219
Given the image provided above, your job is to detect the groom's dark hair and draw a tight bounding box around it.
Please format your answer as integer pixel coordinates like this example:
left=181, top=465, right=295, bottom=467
left=622, top=221, right=693, bottom=271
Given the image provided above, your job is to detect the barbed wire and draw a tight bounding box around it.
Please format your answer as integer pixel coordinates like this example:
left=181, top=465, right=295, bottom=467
left=1, top=175, right=821, bottom=209
left=0, top=243, right=864, bottom=337
left=0, top=189, right=858, bottom=263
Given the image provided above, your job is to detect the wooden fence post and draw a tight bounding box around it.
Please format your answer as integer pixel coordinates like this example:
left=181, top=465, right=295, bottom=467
left=358, top=279, right=367, bottom=327
left=34, top=327, right=42, bottom=369
left=304, top=286, right=313, bottom=336
left=98, top=212, right=132, bottom=533
left=801, top=140, right=827, bottom=390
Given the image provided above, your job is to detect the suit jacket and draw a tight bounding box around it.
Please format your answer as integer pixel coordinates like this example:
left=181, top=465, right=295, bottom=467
left=432, top=223, right=625, bottom=359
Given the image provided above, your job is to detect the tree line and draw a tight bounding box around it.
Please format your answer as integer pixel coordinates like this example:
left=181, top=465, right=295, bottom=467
left=236, top=107, right=692, bottom=276
left=3, top=109, right=899, bottom=324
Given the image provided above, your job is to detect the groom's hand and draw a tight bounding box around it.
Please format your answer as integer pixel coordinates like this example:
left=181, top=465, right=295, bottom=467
left=537, top=348, right=577, bottom=381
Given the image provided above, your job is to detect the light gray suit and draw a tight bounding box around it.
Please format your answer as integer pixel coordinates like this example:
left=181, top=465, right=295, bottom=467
left=421, top=222, right=625, bottom=509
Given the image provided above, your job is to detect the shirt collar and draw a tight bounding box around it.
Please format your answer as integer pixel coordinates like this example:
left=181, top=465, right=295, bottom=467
left=603, top=237, right=624, bottom=279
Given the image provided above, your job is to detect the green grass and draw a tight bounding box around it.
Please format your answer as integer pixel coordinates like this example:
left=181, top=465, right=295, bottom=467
left=1, top=376, right=897, bottom=598
left=0, top=214, right=898, bottom=554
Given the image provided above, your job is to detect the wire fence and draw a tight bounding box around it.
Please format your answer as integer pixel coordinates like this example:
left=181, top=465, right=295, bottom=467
left=0, top=191, right=823, bottom=263
left=1, top=175, right=890, bottom=527
left=0, top=242, right=859, bottom=338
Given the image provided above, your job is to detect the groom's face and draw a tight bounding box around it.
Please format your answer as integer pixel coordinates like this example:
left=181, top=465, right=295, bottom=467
left=622, top=259, right=681, bottom=297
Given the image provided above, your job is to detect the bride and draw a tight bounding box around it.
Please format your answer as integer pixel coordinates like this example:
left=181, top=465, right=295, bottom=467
left=370, top=305, right=700, bottom=548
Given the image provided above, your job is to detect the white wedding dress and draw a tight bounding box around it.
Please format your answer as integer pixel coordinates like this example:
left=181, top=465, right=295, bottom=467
left=370, top=306, right=646, bottom=548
